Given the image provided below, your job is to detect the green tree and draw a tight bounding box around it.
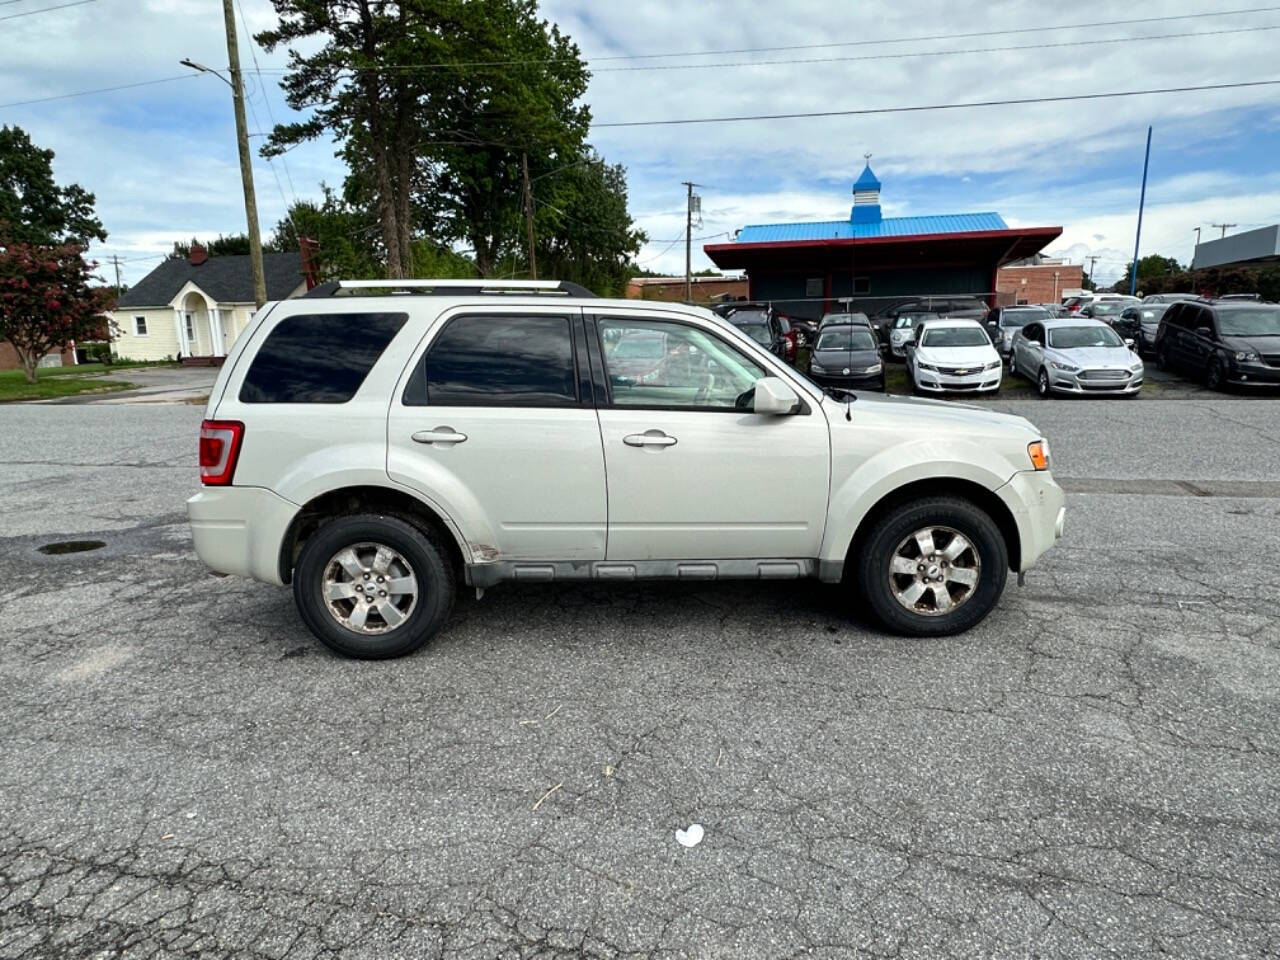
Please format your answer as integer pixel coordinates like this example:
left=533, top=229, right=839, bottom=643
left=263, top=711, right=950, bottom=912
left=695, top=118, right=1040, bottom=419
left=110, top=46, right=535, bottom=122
left=533, top=152, right=645, bottom=295
left=257, top=0, right=592, bottom=278
left=0, top=126, right=106, bottom=246
left=0, top=243, right=113, bottom=383
left=171, top=234, right=254, bottom=258
left=1111, top=254, right=1183, bottom=293
left=271, top=187, right=383, bottom=280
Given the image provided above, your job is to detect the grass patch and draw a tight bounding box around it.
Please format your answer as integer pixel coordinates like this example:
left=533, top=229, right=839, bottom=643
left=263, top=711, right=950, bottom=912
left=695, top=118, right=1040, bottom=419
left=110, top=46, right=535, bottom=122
left=0, top=368, right=135, bottom=402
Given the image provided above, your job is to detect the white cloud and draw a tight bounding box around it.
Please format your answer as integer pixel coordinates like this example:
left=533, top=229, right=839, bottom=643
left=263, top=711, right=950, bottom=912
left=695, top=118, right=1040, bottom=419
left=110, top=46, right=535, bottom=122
left=2, top=0, right=1277, bottom=283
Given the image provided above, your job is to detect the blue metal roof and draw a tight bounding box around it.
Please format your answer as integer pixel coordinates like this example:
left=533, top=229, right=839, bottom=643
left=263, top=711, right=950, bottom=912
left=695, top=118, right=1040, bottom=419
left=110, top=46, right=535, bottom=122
left=735, top=212, right=1009, bottom=245
left=853, top=163, right=881, bottom=191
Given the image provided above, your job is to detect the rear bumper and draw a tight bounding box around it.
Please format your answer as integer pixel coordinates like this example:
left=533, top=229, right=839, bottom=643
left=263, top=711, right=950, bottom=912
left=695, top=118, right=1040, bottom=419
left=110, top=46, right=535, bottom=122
left=187, top=486, right=299, bottom=585
left=995, top=470, right=1066, bottom=573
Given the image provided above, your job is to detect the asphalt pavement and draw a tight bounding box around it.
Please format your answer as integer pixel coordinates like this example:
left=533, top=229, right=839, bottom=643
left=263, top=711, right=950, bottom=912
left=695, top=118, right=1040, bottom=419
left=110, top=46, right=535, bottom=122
left=0, top=394, right=1278, bottom=958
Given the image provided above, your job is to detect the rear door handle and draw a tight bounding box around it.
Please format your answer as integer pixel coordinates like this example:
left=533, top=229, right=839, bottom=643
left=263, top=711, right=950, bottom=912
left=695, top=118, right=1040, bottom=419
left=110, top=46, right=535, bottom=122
left=412, top=427, right=467, bottom=445
left=623, top=431, right=677, bottom=448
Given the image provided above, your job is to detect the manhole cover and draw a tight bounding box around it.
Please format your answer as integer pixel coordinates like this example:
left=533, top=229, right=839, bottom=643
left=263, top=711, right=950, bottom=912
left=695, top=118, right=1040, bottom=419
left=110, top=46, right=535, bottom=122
left=38, top=540, right=106, bottom=555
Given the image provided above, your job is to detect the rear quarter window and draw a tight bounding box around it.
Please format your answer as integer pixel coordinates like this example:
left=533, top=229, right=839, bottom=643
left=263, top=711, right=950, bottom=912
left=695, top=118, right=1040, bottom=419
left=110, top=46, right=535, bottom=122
left=239, top=312, right=408, bottom=403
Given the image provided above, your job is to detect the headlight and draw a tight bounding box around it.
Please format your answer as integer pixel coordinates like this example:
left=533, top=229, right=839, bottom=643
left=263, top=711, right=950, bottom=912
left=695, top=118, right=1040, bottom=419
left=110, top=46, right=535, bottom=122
left=1130, top=363, right=1144, bottom=373
left=917, top=362, right=938, bottom=372
left=983, top=360, right=1001, bottom=370
left=809, top=362, right=826, bottom=374
left=1049, top=360, right=1080, bottom=372
left=1234, top=350, right=1259, bottom=362
left=863, top=363, right=882, bottom=374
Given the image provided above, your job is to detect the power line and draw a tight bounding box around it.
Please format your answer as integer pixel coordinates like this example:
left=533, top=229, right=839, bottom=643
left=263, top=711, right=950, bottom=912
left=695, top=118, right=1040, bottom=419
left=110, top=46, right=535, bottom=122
left=0, top=74, right=197, bottom=110
left=0, top=0, right=94, bottom=20
left=245, top=5, right=1280, bottom=71
left=235, top=0, right=298, bottom=209
left=593, top=78, right=1280, bottom=128
left=286, top=22, right=1280, bottom=76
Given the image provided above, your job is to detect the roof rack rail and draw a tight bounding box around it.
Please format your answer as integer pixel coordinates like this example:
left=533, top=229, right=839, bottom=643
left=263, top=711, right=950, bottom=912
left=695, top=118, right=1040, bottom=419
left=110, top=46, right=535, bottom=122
left=303, top=278, right=598, bottom=299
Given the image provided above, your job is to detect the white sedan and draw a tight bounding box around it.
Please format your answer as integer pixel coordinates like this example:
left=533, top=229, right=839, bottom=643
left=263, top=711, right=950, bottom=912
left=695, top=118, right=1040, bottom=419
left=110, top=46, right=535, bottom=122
left=906, top=319, right=1003, bottom=395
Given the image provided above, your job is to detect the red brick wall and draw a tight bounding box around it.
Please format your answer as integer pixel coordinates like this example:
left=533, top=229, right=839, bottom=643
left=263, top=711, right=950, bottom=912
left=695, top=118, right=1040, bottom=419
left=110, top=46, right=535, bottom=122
left=996, top=264, right=1084, bottom=305
left=0, top=340, right=77, bottom=371
left=625, top=277, right=748, bottom=303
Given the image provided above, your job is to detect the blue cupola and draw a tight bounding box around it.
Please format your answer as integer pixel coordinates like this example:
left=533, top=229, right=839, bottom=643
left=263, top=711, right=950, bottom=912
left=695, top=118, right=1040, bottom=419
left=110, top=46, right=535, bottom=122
left=851, top=160, right=882, bottom=224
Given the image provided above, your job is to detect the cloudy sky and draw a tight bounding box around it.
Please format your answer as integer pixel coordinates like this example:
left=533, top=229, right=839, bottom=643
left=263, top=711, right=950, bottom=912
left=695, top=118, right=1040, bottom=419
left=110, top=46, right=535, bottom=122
left=5, top=0, right=1279, bottom=287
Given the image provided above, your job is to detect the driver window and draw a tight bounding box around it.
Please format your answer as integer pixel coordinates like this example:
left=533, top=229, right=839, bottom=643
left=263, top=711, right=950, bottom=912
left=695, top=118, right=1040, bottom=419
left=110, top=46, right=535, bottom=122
left=598, top=317, right=765, bottom=409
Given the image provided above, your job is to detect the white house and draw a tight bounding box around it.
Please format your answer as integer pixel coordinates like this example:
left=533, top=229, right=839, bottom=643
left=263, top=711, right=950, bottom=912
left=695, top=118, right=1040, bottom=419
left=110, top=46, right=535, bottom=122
left=111, top=247, right=307, bottom=361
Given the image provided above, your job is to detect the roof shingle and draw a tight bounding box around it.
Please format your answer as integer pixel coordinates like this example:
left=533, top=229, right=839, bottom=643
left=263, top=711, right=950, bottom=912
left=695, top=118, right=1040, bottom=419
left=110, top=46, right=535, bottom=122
left=116, top=253, right=304, bottom=307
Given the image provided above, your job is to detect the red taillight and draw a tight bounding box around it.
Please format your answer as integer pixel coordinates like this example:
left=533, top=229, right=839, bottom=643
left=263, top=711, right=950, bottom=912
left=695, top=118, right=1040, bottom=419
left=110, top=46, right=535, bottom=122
left=199, top=419, right=244, bottom=486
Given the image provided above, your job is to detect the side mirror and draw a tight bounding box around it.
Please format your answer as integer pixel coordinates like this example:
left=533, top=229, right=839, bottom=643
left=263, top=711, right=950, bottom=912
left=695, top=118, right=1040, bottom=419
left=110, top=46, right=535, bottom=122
left=752, top=376, right=800, bottom=415
left=1196, top=326, right=1213, bottom=339
left=1124, top=338, right=1135, bottom=349
left=987, top=320, right=998, bottom=329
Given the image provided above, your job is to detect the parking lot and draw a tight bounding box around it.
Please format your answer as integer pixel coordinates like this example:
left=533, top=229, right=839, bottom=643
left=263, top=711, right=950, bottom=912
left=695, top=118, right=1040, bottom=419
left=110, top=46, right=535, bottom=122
left=1, top=391, right=1278, bottom=958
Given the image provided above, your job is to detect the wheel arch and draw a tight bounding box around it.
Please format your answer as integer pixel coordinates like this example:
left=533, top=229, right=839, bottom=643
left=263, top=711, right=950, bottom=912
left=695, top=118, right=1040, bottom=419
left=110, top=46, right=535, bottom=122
left=278, top=484, right=466, bottom=585
left=841, top=477, right=1022, bottom=577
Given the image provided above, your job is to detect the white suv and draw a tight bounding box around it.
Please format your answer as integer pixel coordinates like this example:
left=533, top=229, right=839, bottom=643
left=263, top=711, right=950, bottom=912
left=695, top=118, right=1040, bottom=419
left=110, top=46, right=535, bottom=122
left=188, top=280, right=1065, bottom=659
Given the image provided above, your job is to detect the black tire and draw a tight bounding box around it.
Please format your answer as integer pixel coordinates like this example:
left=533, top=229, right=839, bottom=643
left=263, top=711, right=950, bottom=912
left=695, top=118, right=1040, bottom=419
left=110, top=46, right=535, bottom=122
left=1205, top=358, right=1226, bottom=392
left=1037, top=368, right=1052, bottom=398
left=292, top=513, right=455, bottom=660
left=855, top=496, right=1009, bottom=637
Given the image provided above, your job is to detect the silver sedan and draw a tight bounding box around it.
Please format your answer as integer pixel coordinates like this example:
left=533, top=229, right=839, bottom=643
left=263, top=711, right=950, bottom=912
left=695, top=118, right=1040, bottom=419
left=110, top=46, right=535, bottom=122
left=1010, top=318, right=1144, bottom=397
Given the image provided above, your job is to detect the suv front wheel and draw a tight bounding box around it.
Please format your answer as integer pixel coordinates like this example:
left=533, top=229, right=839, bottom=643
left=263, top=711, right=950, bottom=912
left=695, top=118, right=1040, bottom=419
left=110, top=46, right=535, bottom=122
left=292, top=514, right=455, bottom=659
left=855, top=497, right=1009, bottom=636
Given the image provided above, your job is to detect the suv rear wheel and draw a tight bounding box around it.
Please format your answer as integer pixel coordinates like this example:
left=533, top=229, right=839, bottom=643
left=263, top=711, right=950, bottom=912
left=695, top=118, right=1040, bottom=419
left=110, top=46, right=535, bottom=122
left=292, top=514, right=455, bottom=659
left=855, top=496, right=1008, bottom=636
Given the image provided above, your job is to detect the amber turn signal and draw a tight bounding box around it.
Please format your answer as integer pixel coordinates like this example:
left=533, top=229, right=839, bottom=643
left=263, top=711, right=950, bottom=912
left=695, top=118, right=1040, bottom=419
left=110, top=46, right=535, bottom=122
left=1027, top=440, right=1049, bottom=471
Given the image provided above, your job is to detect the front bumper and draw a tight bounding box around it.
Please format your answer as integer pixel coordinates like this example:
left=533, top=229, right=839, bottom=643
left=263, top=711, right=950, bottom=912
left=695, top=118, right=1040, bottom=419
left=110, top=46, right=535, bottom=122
left=914, top=367, right=1002, bottom=393
left=187, top=486, right=299, bottom=585
left=995, top=469, right=1066, bottom=573
left=811, top=371, right=885, bottom=391
left=1048, top=368, right=1143, bottom=394
left=1227, top=361, right=1280, bottom=386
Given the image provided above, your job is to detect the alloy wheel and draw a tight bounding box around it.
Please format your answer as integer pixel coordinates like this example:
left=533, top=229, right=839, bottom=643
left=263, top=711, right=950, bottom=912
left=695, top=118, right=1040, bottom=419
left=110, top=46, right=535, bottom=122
left=321, top=541, right=419, bottom=634
left=888, top=526, right=981, bottom=616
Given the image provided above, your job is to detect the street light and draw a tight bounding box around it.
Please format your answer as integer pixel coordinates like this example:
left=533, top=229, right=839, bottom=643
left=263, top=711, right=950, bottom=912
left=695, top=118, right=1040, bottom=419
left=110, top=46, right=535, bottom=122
left=181, top=15, right=266, bottom=309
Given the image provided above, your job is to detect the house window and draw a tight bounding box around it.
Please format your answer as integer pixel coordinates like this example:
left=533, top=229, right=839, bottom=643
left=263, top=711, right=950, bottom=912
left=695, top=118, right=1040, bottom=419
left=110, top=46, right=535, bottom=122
left=184, top=313, right=195, bottom=342
left=805, top=277, right=823, bottom=297
left=134, top=316, right=147, bottom=336
left=852, top=276, right=871, bottom=294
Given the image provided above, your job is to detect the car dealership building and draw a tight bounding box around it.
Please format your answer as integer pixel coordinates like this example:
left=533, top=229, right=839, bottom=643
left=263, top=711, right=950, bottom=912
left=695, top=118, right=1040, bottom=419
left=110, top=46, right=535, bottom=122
left=703, top=163, right=1063, bottom=320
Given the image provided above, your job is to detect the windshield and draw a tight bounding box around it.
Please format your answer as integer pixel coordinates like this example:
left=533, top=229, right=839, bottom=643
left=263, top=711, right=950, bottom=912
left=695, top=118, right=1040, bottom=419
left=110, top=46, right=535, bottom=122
left=1137, top=306, right=1168, bottom=322
left=734, top=321, right=773, bottom=346
left=1000, top=308, right=1049, bottom=327
left=1048, top=325, right=1124, bottom=349
left=894, top=314, right=933, bottom=329
left=815, top=327, right=876, bottom=351
left=1217, top=306, right=1280, bottom=336
left=920, top=327, right=990, bottom=348
left=1088, top=302, right=1124, bottom=316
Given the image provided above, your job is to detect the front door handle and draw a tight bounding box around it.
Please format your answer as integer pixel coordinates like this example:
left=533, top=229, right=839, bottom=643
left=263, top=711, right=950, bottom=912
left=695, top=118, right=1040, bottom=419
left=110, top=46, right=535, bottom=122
left=412, top=427, right=467, bottom=445
left=623, top=431, right=677, bottom=448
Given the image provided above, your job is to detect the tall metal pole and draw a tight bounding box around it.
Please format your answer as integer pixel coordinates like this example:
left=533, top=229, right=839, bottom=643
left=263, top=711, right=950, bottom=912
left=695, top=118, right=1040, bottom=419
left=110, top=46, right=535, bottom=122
left=222, top=0, right=266, bottom=309
left=522, top=152, right=537, bottom=280
left=1129, top=125, right=1152, bottom=297
left=683, top=181, right=694, bottom=302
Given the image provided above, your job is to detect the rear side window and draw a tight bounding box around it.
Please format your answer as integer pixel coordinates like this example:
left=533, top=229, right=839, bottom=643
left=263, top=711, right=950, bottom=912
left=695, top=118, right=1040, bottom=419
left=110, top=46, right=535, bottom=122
left=411, top=314, right=577, bottom=406
left=239, top=312, right=407, bottom=403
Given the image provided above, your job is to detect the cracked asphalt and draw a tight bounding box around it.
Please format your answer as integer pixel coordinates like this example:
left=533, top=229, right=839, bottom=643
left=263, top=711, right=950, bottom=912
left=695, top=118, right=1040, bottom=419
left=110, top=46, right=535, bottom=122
left=1, top=392, right=1278, bottom=959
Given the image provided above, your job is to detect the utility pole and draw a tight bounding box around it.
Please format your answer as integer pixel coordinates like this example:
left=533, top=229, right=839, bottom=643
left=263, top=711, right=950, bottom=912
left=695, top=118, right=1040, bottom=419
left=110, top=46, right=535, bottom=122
left=1210, top=222, right=1236, bottom=239
left=1086, top=255, right=1100, bottom=286
left=683, top=181, right=696, bottom=302
left=1192, top=226, right=1201, bottom=247
left=111, top=255, right=122, bottom=298
left=521, top=152, right=537, bottom=280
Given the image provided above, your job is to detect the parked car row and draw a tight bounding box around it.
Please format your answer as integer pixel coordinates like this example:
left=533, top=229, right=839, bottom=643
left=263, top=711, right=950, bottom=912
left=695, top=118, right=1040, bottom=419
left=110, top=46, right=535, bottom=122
left=1152, top=300, right=1280, bottom=390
